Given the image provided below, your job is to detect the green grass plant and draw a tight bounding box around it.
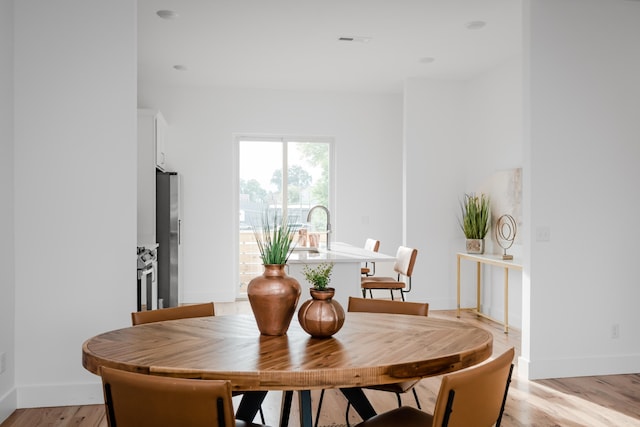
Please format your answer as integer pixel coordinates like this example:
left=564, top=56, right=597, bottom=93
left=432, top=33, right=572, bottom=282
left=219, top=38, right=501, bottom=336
left=459, top=193, right=490, bottom=239
left=253, top=210, right=300, bottom=265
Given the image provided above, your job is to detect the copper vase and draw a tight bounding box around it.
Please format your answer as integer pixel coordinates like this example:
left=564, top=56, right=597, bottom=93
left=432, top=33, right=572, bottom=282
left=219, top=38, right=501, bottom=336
left=298, top=287, right=345, bottom=338
left=247, top=264, right=301, bottom=336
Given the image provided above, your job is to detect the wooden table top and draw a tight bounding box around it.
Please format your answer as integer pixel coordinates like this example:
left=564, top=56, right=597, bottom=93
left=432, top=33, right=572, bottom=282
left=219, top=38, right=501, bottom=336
left=82, top=313, right=493, bottom=391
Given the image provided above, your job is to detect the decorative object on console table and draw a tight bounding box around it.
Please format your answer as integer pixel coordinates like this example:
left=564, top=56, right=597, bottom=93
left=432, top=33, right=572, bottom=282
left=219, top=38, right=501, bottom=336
left=247, top=210, right=301, bottom=336
left=495, top=214, right=517, bottom=260
left=459, top=193, right=490, bottom=254
left=298, top=263, right=345, bottom=338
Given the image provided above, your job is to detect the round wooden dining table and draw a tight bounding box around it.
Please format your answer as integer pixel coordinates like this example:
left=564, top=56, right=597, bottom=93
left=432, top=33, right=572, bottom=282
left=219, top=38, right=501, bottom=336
left=83, top=312, right=492, bottom=427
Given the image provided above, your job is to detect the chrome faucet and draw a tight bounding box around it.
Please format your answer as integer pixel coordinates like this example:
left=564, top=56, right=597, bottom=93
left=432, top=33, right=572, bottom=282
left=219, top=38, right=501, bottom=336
left=306, top=205, right=331, bottom=250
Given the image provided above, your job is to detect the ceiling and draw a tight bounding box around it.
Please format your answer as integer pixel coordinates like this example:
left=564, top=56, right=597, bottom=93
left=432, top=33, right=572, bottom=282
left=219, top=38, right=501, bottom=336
left=137, top=0, right=522, bottom=94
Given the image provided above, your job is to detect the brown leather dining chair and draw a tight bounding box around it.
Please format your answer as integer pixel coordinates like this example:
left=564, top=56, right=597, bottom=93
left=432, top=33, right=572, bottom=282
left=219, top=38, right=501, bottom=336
left=347, top=296, right=429, bottom=316
left=354, top=347, right=515, bottom=427
left=314, top=297, right=430, bottom=427
left=131, top=302, right=265, bottom=424
left=100, top=366, right=268, bottom=427
left=131, top=302, right=215, bottom=325
left=361, top=238, right=381, bottom=277
left=361, top=246, right=417, bottom=301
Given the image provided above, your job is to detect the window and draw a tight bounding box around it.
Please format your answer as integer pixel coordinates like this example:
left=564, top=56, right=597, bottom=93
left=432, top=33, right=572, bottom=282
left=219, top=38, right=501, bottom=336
left=236, top=136, right=333, bottom=297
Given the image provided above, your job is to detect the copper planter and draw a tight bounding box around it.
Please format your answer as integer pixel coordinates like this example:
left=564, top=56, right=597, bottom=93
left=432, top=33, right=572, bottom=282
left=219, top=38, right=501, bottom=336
left=298, top=287, right=345, bottom=338
left=247, top=264, right=301, bottom=336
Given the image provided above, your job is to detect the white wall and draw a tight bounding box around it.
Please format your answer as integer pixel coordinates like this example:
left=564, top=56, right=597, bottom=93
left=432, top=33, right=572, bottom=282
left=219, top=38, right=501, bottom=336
left=403, top=78, right=467, bottom=308
left=138, top=85, right=404, bottom=303
left=0, top=0, right=16, bottom=421
left=465, top=56, right=524, bottom=327
left=403, top=54, right=523, bottom=324
left=12, top=0, right=137, bottom=409
left=465, top=56, right=524, bottom=188
left=522, top=0, right=640, bottom=379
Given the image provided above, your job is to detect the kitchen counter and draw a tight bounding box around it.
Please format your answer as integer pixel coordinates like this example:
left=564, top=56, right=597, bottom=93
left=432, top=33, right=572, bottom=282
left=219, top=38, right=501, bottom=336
left=287, top=242, right=396, bottom=264
left=287, top=242, right=396, bottom=307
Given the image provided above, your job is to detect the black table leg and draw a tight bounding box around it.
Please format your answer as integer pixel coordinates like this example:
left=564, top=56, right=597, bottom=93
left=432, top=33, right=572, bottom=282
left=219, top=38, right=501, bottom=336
left=280, top=391, right=294, bottom=427
left=236, top=391, right=268, bottom=423
left=340, top=388, right=377, bottom=421
left=279, top=390, right=312, bottom=427
left=298, top=390, right=312, bottom=427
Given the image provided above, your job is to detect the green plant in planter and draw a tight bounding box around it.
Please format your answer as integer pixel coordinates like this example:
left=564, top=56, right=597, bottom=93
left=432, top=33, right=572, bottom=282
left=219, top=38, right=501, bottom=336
left=459, top=193, right=490, bottom=239
left=302, top=262, right=334, bottom=290
left=252, top=210, right=300, bottom=265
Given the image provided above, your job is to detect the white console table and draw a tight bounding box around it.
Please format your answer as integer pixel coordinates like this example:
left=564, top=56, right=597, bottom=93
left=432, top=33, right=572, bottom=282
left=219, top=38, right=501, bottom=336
left=456, top=252, right=522, bottom=333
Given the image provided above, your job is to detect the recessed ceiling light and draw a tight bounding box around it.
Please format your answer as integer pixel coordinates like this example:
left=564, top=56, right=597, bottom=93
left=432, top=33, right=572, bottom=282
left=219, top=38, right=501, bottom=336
left=419, top=57, right=435, bottom=64
left=157, top=10, right=179, bottom=19
left=338, top=36, right=372, bottom=43
left=465, top=21, right=486, bottom=30
left=173, top=65, right=188, bottom=71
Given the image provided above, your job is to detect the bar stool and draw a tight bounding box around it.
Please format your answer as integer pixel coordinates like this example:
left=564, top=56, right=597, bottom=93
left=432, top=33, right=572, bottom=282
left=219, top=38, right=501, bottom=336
left=361, top=238, right=380, bottom=276
left=360, top=246, right=417, bottom=301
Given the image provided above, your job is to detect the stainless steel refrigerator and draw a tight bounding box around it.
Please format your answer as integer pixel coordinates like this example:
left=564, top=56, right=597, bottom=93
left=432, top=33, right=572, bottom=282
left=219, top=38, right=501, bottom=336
left=156, top=170, right=181, bottom=308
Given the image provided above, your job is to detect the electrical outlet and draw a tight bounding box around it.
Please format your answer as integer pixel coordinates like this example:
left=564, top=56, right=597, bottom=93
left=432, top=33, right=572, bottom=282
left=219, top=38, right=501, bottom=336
left=536, top=226, right=551, bottom=242
left=0, top=352, right=5, bottom=374
left=611, top=324, right=620, bottom=339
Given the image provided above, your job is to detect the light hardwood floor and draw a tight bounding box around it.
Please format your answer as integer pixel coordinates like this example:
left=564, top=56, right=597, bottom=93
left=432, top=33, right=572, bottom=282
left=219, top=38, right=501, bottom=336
left=2, top=304, right=639, bottom=427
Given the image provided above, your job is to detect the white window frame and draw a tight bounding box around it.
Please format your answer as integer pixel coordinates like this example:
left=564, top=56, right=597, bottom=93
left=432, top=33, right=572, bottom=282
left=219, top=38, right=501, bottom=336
left=233, top=134, right=336, bottom=299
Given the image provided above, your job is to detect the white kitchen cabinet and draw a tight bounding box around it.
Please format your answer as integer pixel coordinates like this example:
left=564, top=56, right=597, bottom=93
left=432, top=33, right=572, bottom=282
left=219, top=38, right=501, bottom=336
left=137, top=109, right=167, bottom=246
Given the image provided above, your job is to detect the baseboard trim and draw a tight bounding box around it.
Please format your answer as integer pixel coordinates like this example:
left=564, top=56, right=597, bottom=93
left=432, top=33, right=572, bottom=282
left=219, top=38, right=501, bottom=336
left=520, top=353, right=640, bottom=380
left=0, top=387, right=17, bottom=424
left=17, top=381, right=103, bottom=408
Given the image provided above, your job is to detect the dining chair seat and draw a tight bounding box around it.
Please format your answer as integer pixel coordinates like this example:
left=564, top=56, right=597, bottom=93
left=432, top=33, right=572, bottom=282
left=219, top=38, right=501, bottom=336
left=359, top=406, right=431, bottom=426
left=360, top=277, right=406, bottom=290
left=360, top=267, right=373, bottom=275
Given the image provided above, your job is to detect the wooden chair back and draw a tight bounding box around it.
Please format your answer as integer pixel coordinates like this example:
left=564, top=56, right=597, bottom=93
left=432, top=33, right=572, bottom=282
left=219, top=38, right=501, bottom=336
left=101, top=366, right=235, bottom=427
left=347, top=297, right=429, bottom=316
left=131, top=302, right=215, bottom=326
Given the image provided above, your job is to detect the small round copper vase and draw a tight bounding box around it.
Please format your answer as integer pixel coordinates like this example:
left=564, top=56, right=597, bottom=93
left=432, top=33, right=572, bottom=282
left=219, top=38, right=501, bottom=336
left=247, top=264, right=301, bottom=336
left=298, top=287, right=345, bottom=338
